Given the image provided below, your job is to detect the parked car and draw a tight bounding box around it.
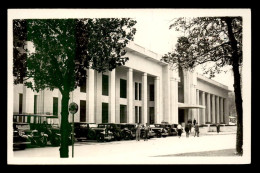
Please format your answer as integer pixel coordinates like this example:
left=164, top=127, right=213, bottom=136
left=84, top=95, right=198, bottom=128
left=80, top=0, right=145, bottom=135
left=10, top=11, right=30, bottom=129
left=118, top=123, right=137, bottom=140
left=13, top=122, right=48, bottom=148
left=74, top=122, right=98, bottom=141
left=149, top=124, right=168, bottom=137
left=160, top=123, right=178, bottom=136
left=13, top=122, right=31, bottom=150
left=92, top=123, right=115, bottom=142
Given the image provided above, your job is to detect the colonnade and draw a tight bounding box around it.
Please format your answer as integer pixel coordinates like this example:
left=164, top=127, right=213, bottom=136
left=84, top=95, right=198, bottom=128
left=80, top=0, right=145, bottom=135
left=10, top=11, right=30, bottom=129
left=196, top=89, right=229, bottom=125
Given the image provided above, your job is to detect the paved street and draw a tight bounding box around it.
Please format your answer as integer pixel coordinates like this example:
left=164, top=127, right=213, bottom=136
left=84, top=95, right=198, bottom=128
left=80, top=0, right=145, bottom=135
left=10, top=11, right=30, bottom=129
left=10, top=133, right=242, bottom=164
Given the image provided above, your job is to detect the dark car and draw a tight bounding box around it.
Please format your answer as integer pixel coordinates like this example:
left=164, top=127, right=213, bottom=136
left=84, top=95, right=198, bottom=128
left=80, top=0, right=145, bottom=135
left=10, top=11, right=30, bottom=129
left=13, top=123, right=31, bottom=150
left=149, top=124, right=168, bottom=137
left=118, top=123, right=138, bottom=140
left=160, top=124, right=177, bottom=136
left=13, top=122, right=48, bottom=148
left=92, top=123, right=115, bottom=142
left=74, top=122, right=98, bottom=141
left=139, top=124, right=156, bottom=139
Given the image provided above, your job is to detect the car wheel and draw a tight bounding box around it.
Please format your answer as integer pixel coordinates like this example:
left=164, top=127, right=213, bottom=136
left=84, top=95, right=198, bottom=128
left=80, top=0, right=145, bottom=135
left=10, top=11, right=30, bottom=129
left=50, top=136, right=60, bottom=146
left=19, top=144, right=26, bottom=150
left=87, top=130, right=96, bottom=140
left=38, top=136, right=47, bottom=147
left=156, top=133, right=162, bottom=138
left=96, top=134, right=104, bottom=142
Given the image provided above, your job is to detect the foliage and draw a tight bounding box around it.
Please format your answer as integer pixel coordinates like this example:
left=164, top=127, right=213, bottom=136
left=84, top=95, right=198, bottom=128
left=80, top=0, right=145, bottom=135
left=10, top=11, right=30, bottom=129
left=162, top=17, right=242, bottom=78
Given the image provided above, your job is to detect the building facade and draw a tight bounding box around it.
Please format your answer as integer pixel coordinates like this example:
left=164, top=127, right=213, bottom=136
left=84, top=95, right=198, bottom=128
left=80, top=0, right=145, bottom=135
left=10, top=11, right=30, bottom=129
left=13, top=42, right=230, bottom=126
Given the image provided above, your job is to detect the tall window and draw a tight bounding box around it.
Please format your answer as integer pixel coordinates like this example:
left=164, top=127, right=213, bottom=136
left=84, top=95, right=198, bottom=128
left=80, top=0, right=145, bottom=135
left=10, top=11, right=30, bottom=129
left=102, top=103, right=109, bottom=123
left=135, top=106, right=138, bottom=123
left=149, top=84, right=154, bottom=101
left=53, top=97, right=58, bottom=116
left=80, top=70, right=87, bottom=93
left=139, top=106, right=142, bottom=123
left=80, top=100, right=86, bottom=122
left=135, top=82, right=138, bottom=100
left=102, top=74, right=109, bottom=96
left=120, top=105, right=127, bottom=123
left=34, top=95, right=38, bottom=114
left=139, top=83, right=142, bottom=100
left=120, top=79, right=127, bottom=98
left=149, top=107, right=155, bottom=124
left=178, top=66, right=184, bottom=103
left=19, top=94, right=23, bottom=114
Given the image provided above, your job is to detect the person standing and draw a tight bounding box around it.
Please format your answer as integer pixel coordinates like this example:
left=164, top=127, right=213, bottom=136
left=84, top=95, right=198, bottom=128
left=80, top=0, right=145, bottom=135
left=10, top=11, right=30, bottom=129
left=184, top=123, right=190, bottom=138
left=177, top=124, right=183, bottom=138
left=136, top=123, right=141, bottom=141
left=194, top=123, right=199, bottom=137
left=193, top=118, right=196, bottom=126
left=144, top=123, right=149, bottom=141
left=216, top=123, right=220, bottom=133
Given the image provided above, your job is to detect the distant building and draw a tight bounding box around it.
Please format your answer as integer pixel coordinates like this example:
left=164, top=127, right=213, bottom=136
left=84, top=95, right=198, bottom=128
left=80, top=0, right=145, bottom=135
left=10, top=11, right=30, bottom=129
left=13, top=42, right=231, bottom=125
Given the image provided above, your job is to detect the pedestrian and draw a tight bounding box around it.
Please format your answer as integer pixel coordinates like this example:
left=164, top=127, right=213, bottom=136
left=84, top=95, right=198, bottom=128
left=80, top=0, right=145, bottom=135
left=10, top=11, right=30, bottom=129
left=193, top=118, right=196, bottom=126
left=216, top=123, right=220, bottom=133
left=194, top=123, right=199, bottom=137
left=144, top=123, right=149, bottom=141
left=136, top=123, right=141, bottom=141
left=177, top=124, right=183, bottom=138
left=184, top=123, right=190, bottom=138
left=188, top=122, right=192, bottom=133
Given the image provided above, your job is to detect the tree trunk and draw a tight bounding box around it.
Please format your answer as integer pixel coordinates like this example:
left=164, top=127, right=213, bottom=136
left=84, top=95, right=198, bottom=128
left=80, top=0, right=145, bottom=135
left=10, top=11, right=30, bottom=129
left=224, top=17, right=243, bottom=155
left=59, top=91, right=70, bottom=158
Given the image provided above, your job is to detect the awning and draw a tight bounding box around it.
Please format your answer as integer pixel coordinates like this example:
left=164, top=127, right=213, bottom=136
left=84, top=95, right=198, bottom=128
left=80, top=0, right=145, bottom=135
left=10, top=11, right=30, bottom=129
left=178, top=103, right=206, bottom=109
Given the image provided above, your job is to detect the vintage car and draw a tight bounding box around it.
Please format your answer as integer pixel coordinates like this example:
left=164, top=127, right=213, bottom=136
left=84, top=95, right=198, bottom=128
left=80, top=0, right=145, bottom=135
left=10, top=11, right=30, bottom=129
left=118, top=123, right=138, bottom=140
left=139, top=124, right=156, bottom=139
left=13, top=122, right=31, bottom=150
left=74, top=122, right=98, bottom=141
left=92, top=123, right=115, bottom=142
left=13, top=122, right=48, bottom=148
left=160, top=123, right=178, bottom=136
left=149, top=124, right=168, bottom=138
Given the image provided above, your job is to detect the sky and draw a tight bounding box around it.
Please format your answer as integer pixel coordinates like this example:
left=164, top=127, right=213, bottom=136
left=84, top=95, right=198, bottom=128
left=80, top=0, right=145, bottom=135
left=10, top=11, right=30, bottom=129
left=133, top=16, right=234, bottom=91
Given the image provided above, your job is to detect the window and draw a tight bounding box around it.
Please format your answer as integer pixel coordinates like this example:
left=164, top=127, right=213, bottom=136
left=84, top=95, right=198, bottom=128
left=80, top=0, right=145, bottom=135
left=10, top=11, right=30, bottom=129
left=34, top=95, right=38, bottom=114
left=19, top=94, right=23, bottom=114
left=102, top=103, right=109, bottom=123
left=53, top=97, right=58, bottom=116
left=139, top=106, right=142, bottom=123
left=102, top=74, right=109, bottom=96
left=150, top=84, right=154, bottom=101
left=139, top=83, right=142, bottom=100
left=149, top=107, right=155, bottom=124
left=120, top=105, right=127, bottom=123
left=120, top=79, right=127, bottom=98
left=135, top=106, right=138, bottom=123
left=80, top=100, right=86, bottom=122
left=80, top=70, right=87, bottom=93
left=135, top=82, right=138, bottom=100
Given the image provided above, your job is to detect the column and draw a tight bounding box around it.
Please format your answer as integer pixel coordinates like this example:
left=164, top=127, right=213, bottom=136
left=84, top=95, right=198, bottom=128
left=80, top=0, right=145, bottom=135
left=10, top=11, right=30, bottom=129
left=87, top=69, right=95, bottom=123
left=95, top=72, right=102, bottom=124
left=170, top=76, right=175, bottom=123
left=154, top=76, right=160, bottom=124
left=142, top=73, right=148, bottom=124
left=224, top=98, right=229, bottom=124
left=201, top=91, right=206, bottom=124
left=211, top=95, right=216, bottom=124
left=216, top=96, right=220, bottom=123
left=207, top=93, right=211, bottom=123
left=196, top=89, right=200, bottom=124
left=127, top=68, right=133, bottom=123
left=109, top=69, right=116, bottom=123
left=220, top=97, right=224, bottom=123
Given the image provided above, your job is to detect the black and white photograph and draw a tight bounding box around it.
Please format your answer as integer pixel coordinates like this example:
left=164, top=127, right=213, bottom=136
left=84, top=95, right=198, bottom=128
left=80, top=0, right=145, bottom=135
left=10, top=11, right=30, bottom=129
left=7, top=9, right=251, bottom=164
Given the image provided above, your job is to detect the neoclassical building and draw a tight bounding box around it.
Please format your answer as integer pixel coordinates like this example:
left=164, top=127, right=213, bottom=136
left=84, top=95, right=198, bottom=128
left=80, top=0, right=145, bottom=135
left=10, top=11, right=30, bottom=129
left=12, top=42, right=230, bottom=125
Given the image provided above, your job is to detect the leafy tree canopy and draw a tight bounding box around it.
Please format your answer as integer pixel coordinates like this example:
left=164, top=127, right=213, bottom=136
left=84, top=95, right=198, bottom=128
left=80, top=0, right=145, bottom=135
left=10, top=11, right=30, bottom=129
left=162, top=17, right=242, bottom=78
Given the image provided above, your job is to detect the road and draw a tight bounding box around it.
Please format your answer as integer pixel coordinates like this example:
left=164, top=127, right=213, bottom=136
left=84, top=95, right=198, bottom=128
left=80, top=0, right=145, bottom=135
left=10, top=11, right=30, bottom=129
left=10, top=133, right=238, bottom=164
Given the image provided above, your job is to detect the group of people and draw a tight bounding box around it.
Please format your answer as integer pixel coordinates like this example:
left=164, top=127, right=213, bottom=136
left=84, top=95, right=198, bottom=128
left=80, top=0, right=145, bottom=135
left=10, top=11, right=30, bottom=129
left=177, top=118, right=200, bottom=138
left=136, top=123, right=149, bottom=141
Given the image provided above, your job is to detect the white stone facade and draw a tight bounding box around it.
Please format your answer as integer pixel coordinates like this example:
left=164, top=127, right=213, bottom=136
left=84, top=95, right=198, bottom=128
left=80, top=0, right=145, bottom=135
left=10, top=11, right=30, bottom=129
left=13, top=42, right=230, bottom=125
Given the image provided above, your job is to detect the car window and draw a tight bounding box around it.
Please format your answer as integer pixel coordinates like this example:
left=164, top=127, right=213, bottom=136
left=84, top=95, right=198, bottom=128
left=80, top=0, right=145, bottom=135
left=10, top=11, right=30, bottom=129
left=150, top=125, right=155, bottom=128
left=16, top=124, right=30, bottom=130
left=89, top=124, right=98, bottom=128
left=98, top=124, right=105, bottom=128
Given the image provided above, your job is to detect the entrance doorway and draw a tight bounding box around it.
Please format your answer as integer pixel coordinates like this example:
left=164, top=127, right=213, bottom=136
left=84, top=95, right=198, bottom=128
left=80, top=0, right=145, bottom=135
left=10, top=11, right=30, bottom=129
left=178, top=109, right=185, bottom=124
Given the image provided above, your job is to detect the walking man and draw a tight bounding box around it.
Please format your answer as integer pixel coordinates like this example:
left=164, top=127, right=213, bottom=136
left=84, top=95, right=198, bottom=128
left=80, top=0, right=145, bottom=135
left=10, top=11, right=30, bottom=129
left=193, top=118, right=196, bottom=126
left=194, top=122, right=199, bottom=137
left=185, top=123, right=190, bottom=138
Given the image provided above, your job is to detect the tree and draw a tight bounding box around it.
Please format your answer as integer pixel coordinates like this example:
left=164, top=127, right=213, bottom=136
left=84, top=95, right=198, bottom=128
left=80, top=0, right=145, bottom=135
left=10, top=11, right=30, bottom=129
left=162, top=17, right=243, bottom=155
left=13, top=18, right=137, bottom=158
